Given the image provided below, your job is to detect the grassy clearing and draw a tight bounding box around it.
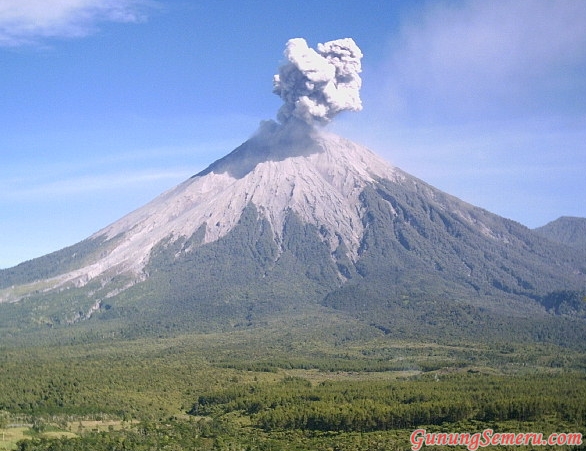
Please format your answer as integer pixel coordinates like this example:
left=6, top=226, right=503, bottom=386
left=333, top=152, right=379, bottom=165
left=67, top=419, right=138, bottom=434
left=0, top=428, right=29, bottom=451
left=38, top=431, right=77, bottom=439
left=281, top=368, right=422, bottom=384
left=0, top=420, right=136, bottom=450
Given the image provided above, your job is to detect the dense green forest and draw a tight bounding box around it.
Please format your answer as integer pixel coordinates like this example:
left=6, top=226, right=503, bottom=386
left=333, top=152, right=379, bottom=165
left=193, top=373, right=586, bottom=432
left=1, top=329, right=585, bottom=450
left=534, top=217, right=586, bottom=252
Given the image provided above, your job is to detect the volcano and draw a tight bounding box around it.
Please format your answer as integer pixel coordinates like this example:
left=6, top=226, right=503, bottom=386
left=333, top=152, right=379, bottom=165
left=1, top=121, right=585, bottom=344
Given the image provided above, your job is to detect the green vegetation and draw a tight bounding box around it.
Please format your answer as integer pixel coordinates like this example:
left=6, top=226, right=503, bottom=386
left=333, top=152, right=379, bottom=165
left=194, top=373, right=586, bottom=432
left=540, top=290, right=586, bottom=318
left=534, top=216, right=586, bottom=252
left=1, top=205, right=585, bottom=449
left=1, top=120, right=585, bottom=450
left=0, top=235, right=117, bottom=290
left=2, top=202, right=586, bottom=349
left=1, top=326, right=585, bottom=450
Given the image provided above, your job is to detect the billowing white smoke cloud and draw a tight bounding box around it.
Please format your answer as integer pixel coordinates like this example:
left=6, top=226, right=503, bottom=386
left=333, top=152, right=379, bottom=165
left=273, top=37, right=363, bottom=126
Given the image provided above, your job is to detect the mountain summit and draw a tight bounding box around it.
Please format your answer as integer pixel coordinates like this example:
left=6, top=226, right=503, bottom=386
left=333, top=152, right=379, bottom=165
left=2, top=122, right=397, bottom=295
left=1, top=121, right=585, bottom=343
left=92, top=122, right=397, bottom=277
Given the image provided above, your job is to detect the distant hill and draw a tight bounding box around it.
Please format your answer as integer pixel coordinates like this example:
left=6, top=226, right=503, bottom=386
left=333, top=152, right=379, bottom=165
left=534, top=217, right=586, bottom=252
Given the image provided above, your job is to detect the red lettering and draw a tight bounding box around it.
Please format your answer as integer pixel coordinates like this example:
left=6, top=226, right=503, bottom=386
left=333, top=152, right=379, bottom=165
left=410, top=428, right=425, bottom=451
left=425, top=432, right=437, bottom=446
left=515, top=433, right=525, bottom=445
left=500, top=432, right=516, bottom=445
left=411, top=428, right=582, bottom=449
left=436, top=433, right=449, bottom=445
left=448, top=433, right=460, bottom=446
left=480, top=429, right=492, bottom=447
left=566, top=433, right=583, bottom=446
left=468, top=433, right=482, bottom=451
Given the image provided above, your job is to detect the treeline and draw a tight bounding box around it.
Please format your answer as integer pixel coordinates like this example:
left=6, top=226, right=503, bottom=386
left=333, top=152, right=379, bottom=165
left=13, top=417, right=407, bottom=451
left=540, top=290, right=586, bottom=317
left=15, top=418, right=233, bottom=451
left=192, top=373, right=586, bottom=433
left=215, top=356, right=465, bottom=373
left=0, top=347, right=222, bottom=419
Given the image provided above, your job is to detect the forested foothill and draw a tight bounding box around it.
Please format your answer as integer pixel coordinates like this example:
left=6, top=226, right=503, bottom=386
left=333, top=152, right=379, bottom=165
left=1, top=324, right=585, bottom=451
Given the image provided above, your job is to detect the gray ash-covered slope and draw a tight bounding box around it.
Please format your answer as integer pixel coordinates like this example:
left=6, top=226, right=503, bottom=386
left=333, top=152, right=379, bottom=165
left=1, top=122, right=585, bottom=343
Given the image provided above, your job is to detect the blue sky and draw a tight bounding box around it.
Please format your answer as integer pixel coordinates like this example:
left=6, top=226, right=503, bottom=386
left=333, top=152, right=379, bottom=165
left=1, top=0, right=585, bottom=268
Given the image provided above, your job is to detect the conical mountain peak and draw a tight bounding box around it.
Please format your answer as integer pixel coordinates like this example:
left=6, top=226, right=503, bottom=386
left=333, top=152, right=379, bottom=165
left=196, top=120, right=323, bottom=179
left=2, top=126, right=397, bottom=298
left=93, top=124, right=399, bottom=270
left=3, top=36, right=584, bottom=345
left=1, top=123, right=584, bottom=342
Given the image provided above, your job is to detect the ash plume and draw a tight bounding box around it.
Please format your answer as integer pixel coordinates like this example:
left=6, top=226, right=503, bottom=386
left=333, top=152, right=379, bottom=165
left=273, top=37, right=363, bottom=126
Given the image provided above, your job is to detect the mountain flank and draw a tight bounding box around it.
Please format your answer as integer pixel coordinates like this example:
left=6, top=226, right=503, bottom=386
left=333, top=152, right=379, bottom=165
left=1, top=124, right=585, bottom=346
left=534, top=216, right=586, bottom=252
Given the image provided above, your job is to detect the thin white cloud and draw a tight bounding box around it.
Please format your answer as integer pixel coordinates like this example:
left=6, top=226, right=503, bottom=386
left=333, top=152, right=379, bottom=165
left=0, top=168, right=192, bottom=202
left=349, top=0, right=586, bottom=227
left=0, top=137, right=241, bottom=202
left=0, top=0, right=156, bottom=46
left=384, top=0, right=586, bottom=122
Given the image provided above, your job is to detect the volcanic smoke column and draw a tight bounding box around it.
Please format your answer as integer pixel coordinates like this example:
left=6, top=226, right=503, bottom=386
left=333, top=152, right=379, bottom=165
left=273, top=38, right=363, bottom=126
